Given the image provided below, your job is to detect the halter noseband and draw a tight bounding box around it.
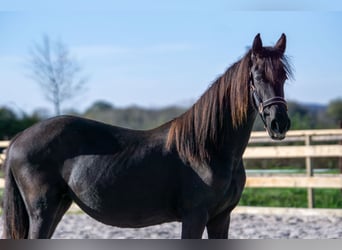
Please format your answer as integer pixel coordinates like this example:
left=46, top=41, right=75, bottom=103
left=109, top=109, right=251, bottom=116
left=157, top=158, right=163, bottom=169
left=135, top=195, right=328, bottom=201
left=250, top=74, right=288, bottom=128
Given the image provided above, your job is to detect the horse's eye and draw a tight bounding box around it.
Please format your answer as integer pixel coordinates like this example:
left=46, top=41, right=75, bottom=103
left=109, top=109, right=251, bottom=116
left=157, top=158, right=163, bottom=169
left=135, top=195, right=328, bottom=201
left=255, top=75, right=262, bottom=81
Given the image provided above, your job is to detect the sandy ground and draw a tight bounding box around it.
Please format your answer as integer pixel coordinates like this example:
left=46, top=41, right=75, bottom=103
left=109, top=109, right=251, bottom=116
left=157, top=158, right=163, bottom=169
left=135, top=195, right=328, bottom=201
left=1, top=213, right=341, bottom=239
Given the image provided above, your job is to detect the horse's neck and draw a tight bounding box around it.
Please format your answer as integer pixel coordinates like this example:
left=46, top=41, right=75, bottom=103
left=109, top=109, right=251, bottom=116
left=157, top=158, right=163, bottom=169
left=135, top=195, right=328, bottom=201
left=219, top=108, right=257, bottom=161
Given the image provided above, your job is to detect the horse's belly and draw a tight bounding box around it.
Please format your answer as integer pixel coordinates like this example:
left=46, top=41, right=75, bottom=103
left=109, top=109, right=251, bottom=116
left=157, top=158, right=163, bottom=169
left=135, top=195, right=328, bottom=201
left=70, top=181, right=179, bottom=228
left=100, top=210, right=178, bottom=228
left=75, top=197, right=179, bottom=228
left=67, top=156, right=180, bottom=227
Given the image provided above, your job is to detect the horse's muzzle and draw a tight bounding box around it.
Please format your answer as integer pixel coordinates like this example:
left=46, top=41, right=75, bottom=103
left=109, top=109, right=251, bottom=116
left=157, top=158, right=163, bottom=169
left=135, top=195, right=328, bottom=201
left=267, top=115, right=291, bottom=140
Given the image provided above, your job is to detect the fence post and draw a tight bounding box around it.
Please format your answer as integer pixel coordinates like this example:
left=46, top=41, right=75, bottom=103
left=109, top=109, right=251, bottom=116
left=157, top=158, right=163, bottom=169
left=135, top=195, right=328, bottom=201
left=305, top=134, right=314, bottom=208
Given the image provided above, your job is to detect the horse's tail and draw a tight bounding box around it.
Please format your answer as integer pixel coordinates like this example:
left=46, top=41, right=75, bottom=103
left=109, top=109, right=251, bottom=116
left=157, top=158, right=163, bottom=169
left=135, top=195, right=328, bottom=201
left=2, top=151, right=29, bottom=239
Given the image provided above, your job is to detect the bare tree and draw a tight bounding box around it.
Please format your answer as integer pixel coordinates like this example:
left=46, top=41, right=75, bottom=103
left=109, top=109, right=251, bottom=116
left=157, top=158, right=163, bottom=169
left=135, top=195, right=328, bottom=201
left=29, top=35, right=87, bottom=115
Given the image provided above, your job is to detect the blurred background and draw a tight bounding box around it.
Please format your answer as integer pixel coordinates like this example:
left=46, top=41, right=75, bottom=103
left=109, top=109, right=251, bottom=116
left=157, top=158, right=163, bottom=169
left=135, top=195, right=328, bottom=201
left=1, top=1, right=342, bottom=210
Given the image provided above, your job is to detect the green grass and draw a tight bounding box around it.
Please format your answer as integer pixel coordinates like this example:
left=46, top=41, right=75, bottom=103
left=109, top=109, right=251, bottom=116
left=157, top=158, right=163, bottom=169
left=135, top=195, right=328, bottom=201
left=0, top=185, right=341, bottom=214
left=239, top=188, right=342, bottom=208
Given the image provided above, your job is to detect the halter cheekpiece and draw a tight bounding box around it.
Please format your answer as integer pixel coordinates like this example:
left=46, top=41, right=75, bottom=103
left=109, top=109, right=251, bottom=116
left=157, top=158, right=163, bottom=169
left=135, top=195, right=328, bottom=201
left=249, top=74, right=288, bottom=128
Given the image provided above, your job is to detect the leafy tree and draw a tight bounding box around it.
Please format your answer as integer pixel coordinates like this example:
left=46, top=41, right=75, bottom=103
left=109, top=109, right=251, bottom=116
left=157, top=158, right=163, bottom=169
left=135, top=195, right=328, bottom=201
left=327, top=98, right=342, bottom=127
left=84, top=101, right=114, bottom=114
left=84, top=101, right=184, bottom=129
left=0, top=107, right=40, bottom=140
left=0, top=108, right=17, bottom=139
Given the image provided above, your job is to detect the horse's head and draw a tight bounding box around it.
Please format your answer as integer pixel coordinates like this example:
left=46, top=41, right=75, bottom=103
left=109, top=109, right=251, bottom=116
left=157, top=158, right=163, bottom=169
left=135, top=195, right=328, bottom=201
left=249, top=33, right=291, bottom=140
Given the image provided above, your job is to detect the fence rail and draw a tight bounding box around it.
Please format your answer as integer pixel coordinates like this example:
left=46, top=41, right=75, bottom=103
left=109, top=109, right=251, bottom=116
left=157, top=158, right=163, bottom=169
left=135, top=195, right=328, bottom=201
left=244, top=145, right=342, bottom=158
left=1, top=129, right=342, bottom=212
left=245, top=176, right=342, bottom=188
left=244, top=129, right=342, bottom=209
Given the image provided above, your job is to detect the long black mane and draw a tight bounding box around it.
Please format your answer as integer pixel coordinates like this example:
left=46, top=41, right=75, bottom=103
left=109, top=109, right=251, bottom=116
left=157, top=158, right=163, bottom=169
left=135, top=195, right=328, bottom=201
left=166, top=48, right=292, bottom=165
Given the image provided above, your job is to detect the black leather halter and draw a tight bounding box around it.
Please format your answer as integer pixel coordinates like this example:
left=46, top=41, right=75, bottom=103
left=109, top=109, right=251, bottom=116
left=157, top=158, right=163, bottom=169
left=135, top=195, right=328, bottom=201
left=250, top=75, right=288, bottom=128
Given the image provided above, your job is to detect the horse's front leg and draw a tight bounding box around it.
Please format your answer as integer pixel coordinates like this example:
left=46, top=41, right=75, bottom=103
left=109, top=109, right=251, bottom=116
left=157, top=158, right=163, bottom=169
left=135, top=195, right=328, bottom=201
left=206, top=208, right=231, bottom=239
left=181, top=209, right=208, bottom=239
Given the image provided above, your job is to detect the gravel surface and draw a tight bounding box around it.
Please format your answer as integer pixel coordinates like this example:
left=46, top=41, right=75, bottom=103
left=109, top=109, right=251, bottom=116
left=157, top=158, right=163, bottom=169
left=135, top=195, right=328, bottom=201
left=1, top=213, right=342, bottom=239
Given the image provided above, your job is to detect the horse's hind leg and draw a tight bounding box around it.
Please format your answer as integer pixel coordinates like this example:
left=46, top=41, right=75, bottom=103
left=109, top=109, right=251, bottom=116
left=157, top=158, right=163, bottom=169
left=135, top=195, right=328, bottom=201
left=20, top=180, right=72, bottom=239
left=28, top=193, right=72, bottom=239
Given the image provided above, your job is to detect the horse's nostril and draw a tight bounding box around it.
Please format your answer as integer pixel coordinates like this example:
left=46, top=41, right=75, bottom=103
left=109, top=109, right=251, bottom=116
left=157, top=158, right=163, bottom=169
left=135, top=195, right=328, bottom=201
left=271, top=119, right=280, bottom=133
left=270, top=118, right=290, bottom=134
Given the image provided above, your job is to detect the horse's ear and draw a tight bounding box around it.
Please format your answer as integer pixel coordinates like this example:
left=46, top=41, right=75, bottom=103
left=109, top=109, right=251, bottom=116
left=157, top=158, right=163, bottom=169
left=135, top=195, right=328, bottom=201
left=252, top=33, right=263, bottom=55
left=274, top=33, right=286, bottom=54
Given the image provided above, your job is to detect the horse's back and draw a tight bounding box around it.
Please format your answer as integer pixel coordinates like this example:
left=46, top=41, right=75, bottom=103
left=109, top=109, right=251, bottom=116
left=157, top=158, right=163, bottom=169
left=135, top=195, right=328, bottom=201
left=4, top=115, right=150, bottom=191
left=8, top=115, right=138, bottom=162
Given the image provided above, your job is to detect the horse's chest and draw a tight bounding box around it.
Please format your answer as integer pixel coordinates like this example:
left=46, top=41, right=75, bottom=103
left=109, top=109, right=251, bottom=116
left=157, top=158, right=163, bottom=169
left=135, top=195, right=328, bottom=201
left=211, top=169, right=246, bottom=215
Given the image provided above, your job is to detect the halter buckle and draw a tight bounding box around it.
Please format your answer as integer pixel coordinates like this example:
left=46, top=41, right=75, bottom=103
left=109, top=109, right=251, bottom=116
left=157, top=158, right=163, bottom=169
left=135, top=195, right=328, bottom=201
left=258, top=103, right=264, bottom=114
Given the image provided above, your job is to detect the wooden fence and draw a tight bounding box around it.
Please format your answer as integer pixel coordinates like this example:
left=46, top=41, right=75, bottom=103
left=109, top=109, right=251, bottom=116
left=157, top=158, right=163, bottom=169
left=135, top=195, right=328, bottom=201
left=1, top=129, right=342, bottom=214
left=244, top=129, right=342, bottom=210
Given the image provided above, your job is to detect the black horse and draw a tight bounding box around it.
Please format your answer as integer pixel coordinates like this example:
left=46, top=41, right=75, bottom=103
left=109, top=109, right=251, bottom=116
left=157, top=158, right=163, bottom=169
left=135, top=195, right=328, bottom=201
left=2, top=34, right=292, bottom=239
